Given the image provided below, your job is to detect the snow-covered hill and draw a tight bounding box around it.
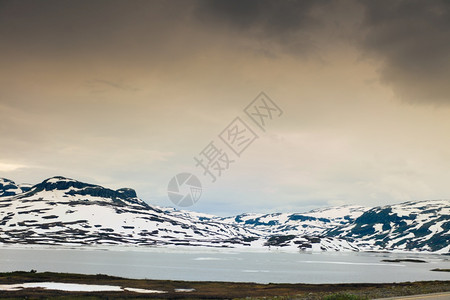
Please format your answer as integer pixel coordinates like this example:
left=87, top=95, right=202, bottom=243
left=327, top=200, right=450, bottom=253
left=0, top=178, right=31, bottom=197
left=0, top=176, right=448, bottom=253
left=212, top=205, right=368, bottom=236
left=0, top=177, right=258, bottom=247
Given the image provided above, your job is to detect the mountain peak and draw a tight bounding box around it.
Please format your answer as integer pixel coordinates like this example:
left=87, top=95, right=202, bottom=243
left=116, top=188, right=137, bottom=198
left=0, top=178, right=28, bottom=197
left=10, top=176, right=149, bottom=209
left=0, top=178, right=22, bottom=197
left=43, top=176, right=78, bottom=183
left=0, top=177, right=15, bottom=183
left=32, top=176, right=96, bottom=193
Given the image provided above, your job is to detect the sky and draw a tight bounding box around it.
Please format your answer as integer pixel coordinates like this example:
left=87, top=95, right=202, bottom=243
left=1, top=0, right=450, bottom=216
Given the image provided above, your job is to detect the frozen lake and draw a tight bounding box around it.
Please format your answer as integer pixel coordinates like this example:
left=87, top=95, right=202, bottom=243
left=0, top=247, right=449, bottom=284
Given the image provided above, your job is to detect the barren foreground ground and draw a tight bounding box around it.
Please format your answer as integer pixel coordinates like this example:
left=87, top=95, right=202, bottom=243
left=0, top=271, right=449, bottom=299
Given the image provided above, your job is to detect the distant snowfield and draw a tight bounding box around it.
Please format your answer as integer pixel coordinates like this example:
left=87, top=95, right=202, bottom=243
left=0, top=282, right=168, bottom=293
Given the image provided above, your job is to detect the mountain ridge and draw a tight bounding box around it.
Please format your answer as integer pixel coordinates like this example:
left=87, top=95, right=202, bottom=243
left=0, top=176, right=448, bottom=253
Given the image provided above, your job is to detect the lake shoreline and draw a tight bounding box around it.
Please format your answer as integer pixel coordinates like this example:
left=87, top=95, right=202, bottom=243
left=1, top=271, right=449, bottom=299
left=0, top=243, right=448, bottom=256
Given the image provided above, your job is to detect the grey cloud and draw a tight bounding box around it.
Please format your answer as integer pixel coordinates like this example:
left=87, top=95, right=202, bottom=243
left=359, top=0, right=450, bottom=104
left=195, top=0, right=324, bottom=32
left=0, top=0, right=195, bottom=60
left=194, top=0, right=332, bottom=55
left=195, top=0, right=450, bottom=105
left=1, top=0, right=449, bottom=106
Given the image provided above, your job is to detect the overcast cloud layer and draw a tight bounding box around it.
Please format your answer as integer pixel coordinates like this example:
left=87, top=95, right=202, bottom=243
left=1, top=0, right=449, bottom=215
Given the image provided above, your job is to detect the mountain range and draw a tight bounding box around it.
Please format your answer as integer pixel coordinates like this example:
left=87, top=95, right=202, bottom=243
left=0, top=176, right=448, bottom=253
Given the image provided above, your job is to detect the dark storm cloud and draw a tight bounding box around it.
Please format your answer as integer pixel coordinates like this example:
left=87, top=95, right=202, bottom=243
left=195, top=0, right=450, bottom=105
left=195, top=0, right=324, bottom=32
left=0, top=0, right=195, bottom=59
left=194, top=0, right=332, bottom=55
left=359, top=0, right=450, bottom=104
left=1, top=0, right=449, bottom=105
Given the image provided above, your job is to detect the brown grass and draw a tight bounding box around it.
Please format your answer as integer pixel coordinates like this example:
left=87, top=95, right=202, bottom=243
left=0, top=271, right=449, bottom=299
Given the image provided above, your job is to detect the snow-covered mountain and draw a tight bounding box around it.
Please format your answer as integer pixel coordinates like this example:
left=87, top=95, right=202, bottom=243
left=213, top=205, right=369, bottom=236
left=0, top=176, right=258, bottom=247
left=326, top=200, right=450, bottom=253
left=0, top=178, right=32, bottom=197
left=0, top=176, right=448, bottom=253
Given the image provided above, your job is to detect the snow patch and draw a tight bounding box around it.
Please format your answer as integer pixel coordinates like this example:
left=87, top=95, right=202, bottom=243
left=0, top=282, right=122, bottom=292
left=175, top=288, right=196, bottom=292
left=0, top=282, right=167, bottom=293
